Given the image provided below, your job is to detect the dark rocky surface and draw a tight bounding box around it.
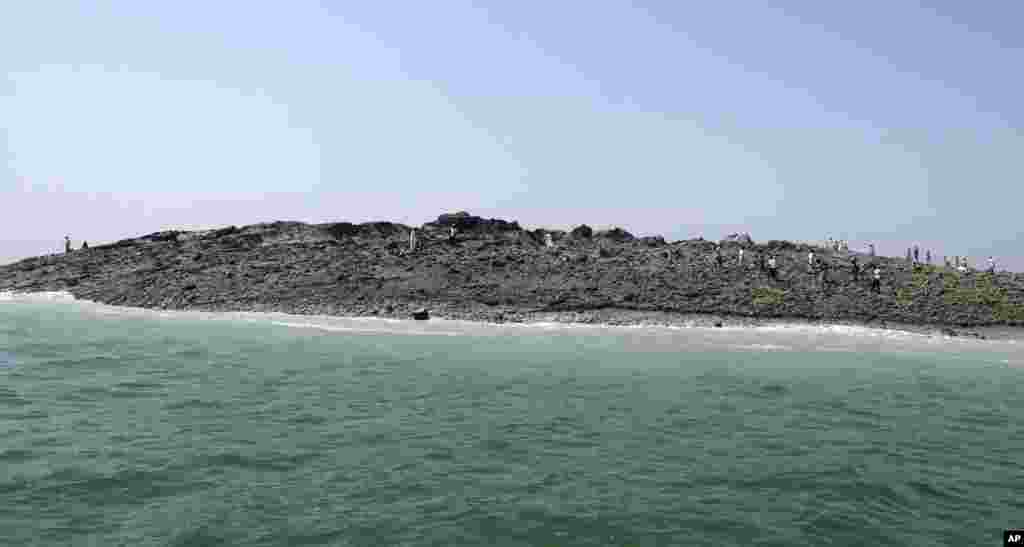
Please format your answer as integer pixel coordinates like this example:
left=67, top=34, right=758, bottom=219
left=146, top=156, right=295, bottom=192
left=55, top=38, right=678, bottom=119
left=3, top=212, right=1023, bottom=337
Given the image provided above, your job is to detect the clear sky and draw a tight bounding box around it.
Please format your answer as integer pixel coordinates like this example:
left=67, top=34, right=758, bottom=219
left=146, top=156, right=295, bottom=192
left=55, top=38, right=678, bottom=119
left=3, top=1, right=1022, bottom=268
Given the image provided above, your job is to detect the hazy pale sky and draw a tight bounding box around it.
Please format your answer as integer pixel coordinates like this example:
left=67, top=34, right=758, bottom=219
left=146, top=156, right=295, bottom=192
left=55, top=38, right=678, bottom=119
left=3, top=1, right=1022, bottom=267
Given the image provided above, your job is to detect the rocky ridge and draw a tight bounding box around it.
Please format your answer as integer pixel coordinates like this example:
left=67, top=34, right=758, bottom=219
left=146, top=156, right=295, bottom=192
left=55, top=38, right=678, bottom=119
left=3, top=212, right=1023, bottom=337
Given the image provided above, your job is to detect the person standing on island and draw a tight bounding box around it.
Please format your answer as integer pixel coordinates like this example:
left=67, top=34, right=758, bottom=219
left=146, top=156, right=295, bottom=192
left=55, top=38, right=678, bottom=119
left=913, top=245, right=920, bottom=263
left=851, top=256, right=860, bottom=282
left=872, top=266, right=881, bottom=294
left=807, top=250, right=815, bottom=272
left=988, top=256, right=996, bottom=274
left=869, top=243, right=875, bottom=257
left=448, top=226, right=457, bottom=243
left=409, top=229, right=418, bottom=252
left=64, top=236, right=71, bottom=253
left=544, top=232, right=554, bottom=249
left=925, top=249, right=931, bottom=264
left=737, top=247, right=744, bottom=267
left=768, top=255, right=778, bottom=280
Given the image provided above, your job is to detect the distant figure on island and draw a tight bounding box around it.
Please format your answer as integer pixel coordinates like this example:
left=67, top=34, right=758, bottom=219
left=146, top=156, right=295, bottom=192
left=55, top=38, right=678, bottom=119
left=869, top=243, right=875, bottom=257
left=544, top=233, right=554, bottom=249
left=737, top=248, right=744, bottom=266
left=925, top=249, right=931, bottom=264
left=872, top=266, right=882, bottom=294
left=81, top=241, right=89, bottom=250
left=448, top=226, right=457, bottom=243
left=758, top=252, right=766, bottom=273
left=988, top=256, right=996, bottom=274
left=64, top=236, right=71, bottom=253
left=913, top=245, right=920, bottom=263
left=807, top=250, right=815, bottom=272
left=767, top=255, right=778, bottom=280
left=409, top=229, right=418, bottom=252
left=851, top=256, right=860, bottom=282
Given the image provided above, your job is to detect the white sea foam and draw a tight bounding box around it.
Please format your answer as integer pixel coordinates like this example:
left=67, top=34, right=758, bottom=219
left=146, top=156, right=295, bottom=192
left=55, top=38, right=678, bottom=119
left=267, top=320, right=459, bottom=337
left=0, top=290, right=77, bottom=302
left=4, top=290, right=1022, bottom=358
left=730, top=343, right=793, bottom=351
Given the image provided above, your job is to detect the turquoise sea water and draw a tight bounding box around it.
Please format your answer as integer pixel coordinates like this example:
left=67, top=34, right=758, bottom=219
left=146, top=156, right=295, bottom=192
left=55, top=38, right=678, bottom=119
left=1, top=293, right=1022, bottom=546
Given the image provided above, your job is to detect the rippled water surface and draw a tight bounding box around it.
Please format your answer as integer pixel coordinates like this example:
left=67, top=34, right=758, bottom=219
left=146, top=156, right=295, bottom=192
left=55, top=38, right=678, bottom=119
left=1, top=294, right=1022, bottom=546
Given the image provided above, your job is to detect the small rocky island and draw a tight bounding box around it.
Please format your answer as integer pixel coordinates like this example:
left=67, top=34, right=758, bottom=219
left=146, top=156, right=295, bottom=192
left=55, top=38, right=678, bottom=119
left=2, top=212, right=1023, bottom=337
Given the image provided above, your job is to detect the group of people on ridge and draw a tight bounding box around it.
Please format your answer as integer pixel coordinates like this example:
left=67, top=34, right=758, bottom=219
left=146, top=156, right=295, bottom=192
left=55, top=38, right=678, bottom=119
left=397, top=227, right=995, bottom=299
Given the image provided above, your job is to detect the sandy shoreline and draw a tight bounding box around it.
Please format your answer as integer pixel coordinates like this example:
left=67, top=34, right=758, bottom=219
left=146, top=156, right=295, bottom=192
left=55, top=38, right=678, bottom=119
left=5, top=290, right=1021, bottom=342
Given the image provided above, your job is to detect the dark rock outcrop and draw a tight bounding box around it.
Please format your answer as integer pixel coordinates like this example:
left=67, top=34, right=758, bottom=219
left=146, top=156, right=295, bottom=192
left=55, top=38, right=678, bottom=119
left=571, top=225, right=593, bottom=239
left=640, top=236, right=666, bottom=247
left=428, top=212, right=520, bottom=233
left=596, top=227, right=634, bottom=241
left=3, top=212, right=1023, bottom=330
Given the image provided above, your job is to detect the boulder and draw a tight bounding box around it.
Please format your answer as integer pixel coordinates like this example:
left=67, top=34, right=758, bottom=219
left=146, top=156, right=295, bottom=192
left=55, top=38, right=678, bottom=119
left=139, top=231, right=182, bottom=243
left=358, top=221, right=407, bottom=238
left=570, top=225, right=593, bottom=239
left=436, top=211, right=473, bottom=225
left=432, top=212, right=521, bottom=233
left=595, top=227, right=634, bottom=241
left=321, top=222, right=361, bottom=239
left=320, top=221, right=408, bottom=240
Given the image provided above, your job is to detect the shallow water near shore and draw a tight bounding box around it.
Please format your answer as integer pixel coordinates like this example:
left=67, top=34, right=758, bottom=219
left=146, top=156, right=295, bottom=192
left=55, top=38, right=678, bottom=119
left=1, top=292, right=1022, bottom=546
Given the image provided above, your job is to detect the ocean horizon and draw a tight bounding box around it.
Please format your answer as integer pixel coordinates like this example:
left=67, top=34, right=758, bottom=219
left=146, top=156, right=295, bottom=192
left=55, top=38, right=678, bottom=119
left=1, top=291, right=1022, bottom=546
